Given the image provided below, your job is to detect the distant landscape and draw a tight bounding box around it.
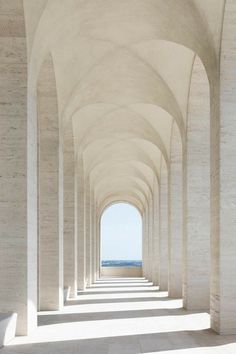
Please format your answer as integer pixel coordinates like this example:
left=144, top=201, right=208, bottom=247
left=102, top=260, right=142, bottom=267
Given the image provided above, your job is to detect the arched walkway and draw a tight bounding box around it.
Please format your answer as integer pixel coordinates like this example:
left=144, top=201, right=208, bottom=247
left=1, top=1, right=236, bottom=352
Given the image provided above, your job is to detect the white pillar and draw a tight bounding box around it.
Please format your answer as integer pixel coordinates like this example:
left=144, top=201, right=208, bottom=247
left=183, top=55, right=210, bottom=310
left=159, top=157, right=169, bottom=290
left=152, top=182, right=160, bottom=286
left=76, top=160, right=86, bottom=290
left=64, top=129, right=77, bottom=298
left=0, top=1, right=37, bottom=335
left=148, top=199, right=153, bottom=282
left=142, top=209, right=149, bottom=279
left=211, top=0, right=236, bottom=334
left=90, top=192, right=96, bottom=283
left=85, top=181, right=91, bottom=287
left=169, top=122, right=183, bottom=298
left=38, top=55, right=63, bottom=311
left=96, top=215, right=101, bottom=279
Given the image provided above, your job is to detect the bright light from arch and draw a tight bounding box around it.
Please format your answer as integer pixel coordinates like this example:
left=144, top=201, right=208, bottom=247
left=101, top=203, right=142, bottom=261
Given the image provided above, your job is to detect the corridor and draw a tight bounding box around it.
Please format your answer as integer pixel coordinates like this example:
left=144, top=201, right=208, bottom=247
left=2, top=278, right=236, bottom=354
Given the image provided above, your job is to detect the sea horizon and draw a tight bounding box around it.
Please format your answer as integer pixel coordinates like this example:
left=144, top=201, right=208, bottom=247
left=101, top=260, right=142, bottom=267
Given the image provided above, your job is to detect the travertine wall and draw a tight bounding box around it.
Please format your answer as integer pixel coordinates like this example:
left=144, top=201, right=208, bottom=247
left=152, top=180, right=160, bottom=286
left=183, top=55, right=210, bottom=310
left=169, top=122, right=183, bottom=298
left=1, top=0, right=236, bottom=337
left=142, top=210, right=149, bottom=279
left=76, top=160, right=86, bottom=291
left=85, top=181, right=91, bottom=287
left=159, top=158, right=169, bottom=290
left=64, top=127, right=77, bottom=298
left=90, top=193, right=96, bottom=284
left=101, top=267, right=142, bottom=278
left=211, top=0, right=236, bottom=335
left=147, top=198, right=153, bottom=282
left=38, top=54, right=63, bottom=311
left=0, top=0, right=37, bottom=335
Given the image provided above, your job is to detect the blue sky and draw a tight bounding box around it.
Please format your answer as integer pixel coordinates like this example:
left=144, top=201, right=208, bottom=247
left=101, top=203, right=142, bottom=260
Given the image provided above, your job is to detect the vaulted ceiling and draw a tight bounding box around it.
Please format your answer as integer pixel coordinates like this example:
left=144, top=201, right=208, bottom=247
left=24, top=0, right=225, bottom=214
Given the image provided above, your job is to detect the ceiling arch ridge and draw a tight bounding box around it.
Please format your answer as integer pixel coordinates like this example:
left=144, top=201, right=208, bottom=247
left=71, top=101, right=182, bottom=152
left=82, top=139, right=161, bottom=182
left=52, top=36, right=203, bottom=127
left=61, top=49, right=185, bottom=139
left=30, top=0, right=217, bottom=67
left=28, top=0, right=219, bottom=104
left=95, top=176, right=150, bottom=206
left=90, top=160, right=156, bottom=197
left=99, top=200, right=142, bottom=220
left=90, top=162, right=153, bottom=196
left=95, top=173, right=151, bottom=201
left=76, top=109, right=169, bottom=165
left=97, top=188, right=146, bottom=214
left=85, top=154, right=158, bottom=190
left=98, top=196, right=144, bottom=218
left=72, top=103, right=172, bottom=162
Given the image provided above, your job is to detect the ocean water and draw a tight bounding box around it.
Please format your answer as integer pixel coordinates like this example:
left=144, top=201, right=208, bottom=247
left=102, top=260, right=142, bottom=267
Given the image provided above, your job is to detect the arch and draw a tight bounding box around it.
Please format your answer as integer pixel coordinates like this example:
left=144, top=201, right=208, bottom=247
left=84, top=140, right=160, bottom=182
left=99, top=195, right=144, bottom=218
left=100, top=202, right=143, bottom=273
left=100, top=200, right=142, bottom=221
left=29, top=0, right=219, bottom=108
left=91, top=162, right=153, bottom=197
left=76, top=106, right=169, bottom=164
left=95, top=174, right=151, bottom=201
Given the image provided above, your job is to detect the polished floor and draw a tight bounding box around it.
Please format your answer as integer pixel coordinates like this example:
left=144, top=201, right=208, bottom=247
left=2, top=278, right=236, bottom=353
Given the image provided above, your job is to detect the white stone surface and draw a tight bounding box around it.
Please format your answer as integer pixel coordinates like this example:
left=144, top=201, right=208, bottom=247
left=0, top=313, right=17, bottom=347
left=37, top=54, right=63, bottom=311
left=159, top=157, right=169, bottom=290
left=169, top=122, right=183, bottom=298
left=101, top=267, right=142, bottom=278
left=63, top=126, right=77, bottom=298
left=0, top=0, right=37, bottom=335
left=211, top=0, right=236, bottom=335
left=183, top=55, right=210, bottom=311
left=1, top=0, right=236, bottom=337
left=2, top=279, right=236, bottom=353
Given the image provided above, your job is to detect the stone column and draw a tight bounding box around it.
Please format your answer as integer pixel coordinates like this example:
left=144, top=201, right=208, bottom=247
left=152, top=179, right=160, bottom=286
left=168, top=122, right=183, bottom=298
left=0, top=1, right=37, bottom=335
left=148, top=200, right=153, bottom=282
left=85, top=180, right=91, bottom=287
left=159, top=157, right=169, bottom=290
left=90, top=192, right=96, bottom=283
left=183, top=55, right=210, bottom=310
left=142, top=209, right=149, bottom=279
left=96, top=215, right=101, bottom=279
left=64, top=129, right=77, bottom=298
left=76, top=159, right=86, bottom=290
left=211, top=0, right=236, bottom=334
left=38, top=55, right=63, bottom=311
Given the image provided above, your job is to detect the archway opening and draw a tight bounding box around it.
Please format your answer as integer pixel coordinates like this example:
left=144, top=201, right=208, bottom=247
left=100, top=203, right=142, bottom=278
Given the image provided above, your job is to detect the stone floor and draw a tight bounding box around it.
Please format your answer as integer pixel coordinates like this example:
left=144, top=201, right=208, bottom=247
left=2, top=278, right=236, bottom=353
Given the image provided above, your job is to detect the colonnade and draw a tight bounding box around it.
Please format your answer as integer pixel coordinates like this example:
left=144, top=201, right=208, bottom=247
left=0, top=0, right=236, bottom=338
